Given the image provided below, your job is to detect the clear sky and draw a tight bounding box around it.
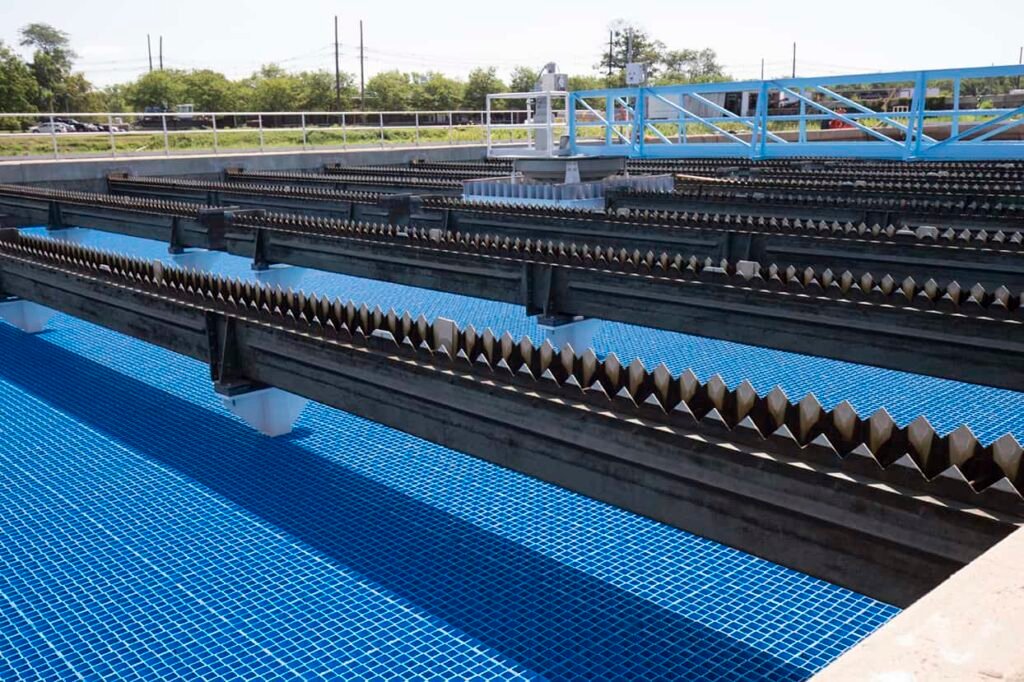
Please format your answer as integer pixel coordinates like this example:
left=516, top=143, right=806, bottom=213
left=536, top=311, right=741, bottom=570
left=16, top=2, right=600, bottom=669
left=1, top=0, right=1022, bottom=87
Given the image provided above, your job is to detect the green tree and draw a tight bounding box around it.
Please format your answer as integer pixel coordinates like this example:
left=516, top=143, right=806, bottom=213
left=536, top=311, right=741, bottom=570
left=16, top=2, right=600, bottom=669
left=508, top=66, right=538, bottom=93
left=463, top=67, right=506, bottom=110
left=294, top=70, right=354, bottom=111
left=182, top=69, right=240, bottom=111
left=97, top=84, right=128, bottom=112
left=241, top=64, right=299, bottom=111
left=656, top=48, right=728, bottom=85
left=0, top=41, right=40, bottom=114
left=125, top=69, right=187, bottom=110
left=63, top=72, right=102, bottom=111
left=568, top=74, right=605, bottom=92
left=410, top=72, right=464, bottom=111
left=596, top=22, right=665, bottom=86
left=364, top=70, right=413, bottom=110
left=19, top=23, right=77, bottom=111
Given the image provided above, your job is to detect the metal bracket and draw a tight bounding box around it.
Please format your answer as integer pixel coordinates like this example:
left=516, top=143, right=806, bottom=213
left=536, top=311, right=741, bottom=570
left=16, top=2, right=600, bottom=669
left=205, top=190, right=221, bottom=207
left=604, top=188, right=624, bottom=210
left=47, top=201, right=64, bottom=229
left=521, top=262, right=568, bottom=317
left=252, top=227, right=270, bottom=271
left=168, top=216, right=185, bottom=254
left=206, top=311, right=261, bottom=394
left=865, top=209, right=899, bottom=228
left=379, top=193, right=422, bottom=227
left=199, top=206, right=265, bottom=252
left=720, top=232, right=767, bottom=263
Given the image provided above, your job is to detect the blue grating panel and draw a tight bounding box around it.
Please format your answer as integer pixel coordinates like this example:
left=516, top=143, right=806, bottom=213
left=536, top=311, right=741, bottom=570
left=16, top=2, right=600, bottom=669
left=0, top=297, right=900, bottom=676
left=0, top=315, right=897, bottom=675
left=23, top=226, right=1024, bottom=445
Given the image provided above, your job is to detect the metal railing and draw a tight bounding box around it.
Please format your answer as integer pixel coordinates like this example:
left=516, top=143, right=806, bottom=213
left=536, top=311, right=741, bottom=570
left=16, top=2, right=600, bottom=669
left=0, top=109, right=532, bottom=161
left=566, top=64, right=1024, bottom=161
left=485, top=91, right=568, bottom=158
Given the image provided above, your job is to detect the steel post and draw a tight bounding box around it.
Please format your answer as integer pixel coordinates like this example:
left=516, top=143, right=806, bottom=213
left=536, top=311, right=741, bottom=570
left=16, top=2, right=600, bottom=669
left=48, top=115, right=58, bottom=159
left=162, top=114, right=170, bottom=156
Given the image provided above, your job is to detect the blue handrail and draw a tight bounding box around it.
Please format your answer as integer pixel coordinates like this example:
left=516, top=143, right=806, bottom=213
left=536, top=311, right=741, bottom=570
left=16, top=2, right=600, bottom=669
left=568, top=64, right=1024, bottom=160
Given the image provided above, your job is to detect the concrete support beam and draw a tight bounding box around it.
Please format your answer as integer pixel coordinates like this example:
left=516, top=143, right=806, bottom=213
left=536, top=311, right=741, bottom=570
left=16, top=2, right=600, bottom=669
left=218, top=386, right=309, bottom=437
left=0, top=145, right=490, bottom=192
left=813, top=528, right=1024, bottom=682
left=253, top=264, right=304, bottom=290
left=169, top=248, right=220, bottom=271
left=0, top=298, right=56, bottom=333
left=45, top=227, right=91, bottom=243
left=537, top=315, right=603, bottom=352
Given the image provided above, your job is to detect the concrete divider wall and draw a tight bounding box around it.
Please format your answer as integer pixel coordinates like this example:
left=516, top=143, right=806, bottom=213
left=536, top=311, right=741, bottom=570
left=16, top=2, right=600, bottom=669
left=813, top=527, right=1024, bottom=681
left=0, top=144, right=490, bottom=191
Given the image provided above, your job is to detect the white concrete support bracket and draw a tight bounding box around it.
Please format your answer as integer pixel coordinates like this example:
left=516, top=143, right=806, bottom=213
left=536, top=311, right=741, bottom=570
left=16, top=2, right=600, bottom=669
left=253, top=264, right=304, bottom=290
left=169, top=248, right=221, bottom=271
left=45, top=227, right=91, bottom=243
left=537, top=315, right=603, bottom=352
left=0, top=298, right=57, bottom=334
left=218, top=386, right=309, bottom=437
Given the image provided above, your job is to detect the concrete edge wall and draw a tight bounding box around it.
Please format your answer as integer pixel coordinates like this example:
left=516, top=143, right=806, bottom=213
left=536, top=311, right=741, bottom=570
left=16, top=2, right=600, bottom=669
left=812, top=527, right=1024, bottom=682
left=0, top=144, right=490, bottom=191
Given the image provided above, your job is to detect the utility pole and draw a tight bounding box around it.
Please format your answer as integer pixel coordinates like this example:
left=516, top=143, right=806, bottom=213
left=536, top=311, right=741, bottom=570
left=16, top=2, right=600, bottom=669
left=159, top=36, right=163, bottom=71
left=792, top=42, right=796, bottom=78
left=359, top=20, right=365, bottom=110
left=334, top=16, right=341, bottom=111
left=147, top=34, right=153, bottom=73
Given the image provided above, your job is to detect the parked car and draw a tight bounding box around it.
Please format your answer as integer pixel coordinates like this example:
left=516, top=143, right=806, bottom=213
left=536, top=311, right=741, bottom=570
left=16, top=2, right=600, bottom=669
left=29, top=122, right=74, bottom=134
left=52, top=117, right=101, bottom=132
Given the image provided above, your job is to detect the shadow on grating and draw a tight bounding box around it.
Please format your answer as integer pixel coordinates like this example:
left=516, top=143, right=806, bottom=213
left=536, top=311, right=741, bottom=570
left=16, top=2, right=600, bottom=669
left=0, top=322, right=810, bottom=681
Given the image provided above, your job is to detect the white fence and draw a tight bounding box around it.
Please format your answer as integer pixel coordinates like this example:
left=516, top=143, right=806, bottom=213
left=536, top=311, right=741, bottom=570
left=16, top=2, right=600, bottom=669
left=485, top=92, right=568, bottom=158
left=0, top=109, right=532, bottom=161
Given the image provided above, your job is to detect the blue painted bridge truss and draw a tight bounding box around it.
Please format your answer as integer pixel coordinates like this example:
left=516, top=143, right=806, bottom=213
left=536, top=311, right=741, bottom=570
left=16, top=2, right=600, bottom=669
left=567, top=64, right=1024, bottom=161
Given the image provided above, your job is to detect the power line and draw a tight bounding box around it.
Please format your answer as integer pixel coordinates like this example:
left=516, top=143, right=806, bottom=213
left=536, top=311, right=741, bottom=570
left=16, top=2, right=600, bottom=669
left=334, top=16, right=341, bottom=110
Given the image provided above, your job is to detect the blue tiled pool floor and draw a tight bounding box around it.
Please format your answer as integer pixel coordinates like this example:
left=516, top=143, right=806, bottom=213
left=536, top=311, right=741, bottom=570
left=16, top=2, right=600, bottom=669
left=0, top=311, right=899, bottom=679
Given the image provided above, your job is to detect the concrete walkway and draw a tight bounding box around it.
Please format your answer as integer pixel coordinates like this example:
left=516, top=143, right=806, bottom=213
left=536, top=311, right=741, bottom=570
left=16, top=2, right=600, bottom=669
left=814, top=527, right=1024, bottom=681
left=0, top=143, right=490, bottom=189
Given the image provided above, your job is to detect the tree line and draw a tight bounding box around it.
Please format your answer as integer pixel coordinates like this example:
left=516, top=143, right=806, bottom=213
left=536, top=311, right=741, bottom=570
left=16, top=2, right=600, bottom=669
left=0, top=21, right=733, bottom=116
